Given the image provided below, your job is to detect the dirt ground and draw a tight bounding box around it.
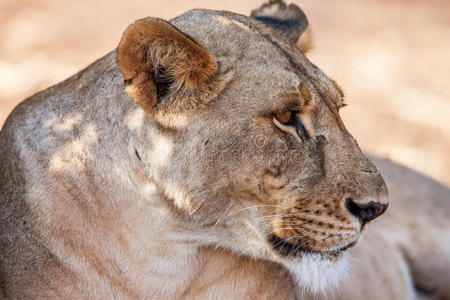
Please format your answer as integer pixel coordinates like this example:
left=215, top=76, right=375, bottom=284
left=0, top=0, right=449, bottom=187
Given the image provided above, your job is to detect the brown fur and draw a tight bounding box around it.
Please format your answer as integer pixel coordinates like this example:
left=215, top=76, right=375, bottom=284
left=117, top=18, right=220, bottom=124
left=2, top=1, right=448, bottom=299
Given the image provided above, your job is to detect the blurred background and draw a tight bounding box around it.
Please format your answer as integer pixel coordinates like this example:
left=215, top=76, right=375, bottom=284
left=0, top=0, right=449, bottom=187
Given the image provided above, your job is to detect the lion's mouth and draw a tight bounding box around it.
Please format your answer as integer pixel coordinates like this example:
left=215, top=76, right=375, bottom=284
left=268, top=234, right=357, bottom=258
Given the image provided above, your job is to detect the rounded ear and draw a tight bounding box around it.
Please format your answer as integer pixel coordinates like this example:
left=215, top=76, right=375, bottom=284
left=117, top=18, right=217, bottom=112
left=251, top=0, right=313, bottom=53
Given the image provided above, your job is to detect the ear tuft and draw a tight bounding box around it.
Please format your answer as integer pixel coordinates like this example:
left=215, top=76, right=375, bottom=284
left=117, top=18, right=217, bottom=110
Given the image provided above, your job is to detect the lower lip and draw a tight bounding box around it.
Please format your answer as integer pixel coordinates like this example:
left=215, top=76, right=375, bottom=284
left=345, top=240, right=358, bottom=249
left=269, top=234, right=358, bottom=257
left=335, top=240, right=358, bottom=252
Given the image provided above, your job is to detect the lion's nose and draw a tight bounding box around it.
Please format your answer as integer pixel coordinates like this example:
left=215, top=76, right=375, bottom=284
left=345, top=198, right=388, bottom=227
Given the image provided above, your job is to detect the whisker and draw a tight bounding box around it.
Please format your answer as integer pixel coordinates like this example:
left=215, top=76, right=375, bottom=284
left=298, top=237, right=315, bottom=248
left=256, top=213, right=299, bottom=231
left=258, top=221, right=307, bottom=233
left=262, top=227, right=301, bottom=239
left=212, top=202, right=235, bottom=229
left=214, top=204, right=293, bottom=227
left=272, top=234, right=297, bottom=249
left=288, top=232, right=305, bottom=257
left=256, top=212, right=296, bottom=221
left=228, top=204, right=292, bottom=216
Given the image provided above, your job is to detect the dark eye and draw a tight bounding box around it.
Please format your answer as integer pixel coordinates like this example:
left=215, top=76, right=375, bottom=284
left=274, top=110, right=310, bottom=141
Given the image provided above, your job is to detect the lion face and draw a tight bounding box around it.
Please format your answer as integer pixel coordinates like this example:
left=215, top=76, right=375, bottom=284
left=117, top=4, right=387, bottom=293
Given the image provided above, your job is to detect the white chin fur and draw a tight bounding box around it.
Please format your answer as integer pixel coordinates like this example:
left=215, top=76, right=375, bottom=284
left=283, top=252, right=349, bottom=295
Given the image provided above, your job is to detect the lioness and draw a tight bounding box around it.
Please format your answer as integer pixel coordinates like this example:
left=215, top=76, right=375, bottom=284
left=1, top=1, right=448, bottom=299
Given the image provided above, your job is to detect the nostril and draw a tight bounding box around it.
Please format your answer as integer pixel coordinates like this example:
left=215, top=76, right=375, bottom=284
left=345, top=198, right=388, bottom=226
left=345, top=198, right=362, bottom=219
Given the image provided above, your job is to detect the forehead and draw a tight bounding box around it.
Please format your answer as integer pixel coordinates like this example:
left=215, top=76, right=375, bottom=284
left=171, top=9, right=343, bottom=109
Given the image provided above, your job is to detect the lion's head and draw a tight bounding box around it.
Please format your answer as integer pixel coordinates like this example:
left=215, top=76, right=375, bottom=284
left=117, top=0, right=388, bottom=293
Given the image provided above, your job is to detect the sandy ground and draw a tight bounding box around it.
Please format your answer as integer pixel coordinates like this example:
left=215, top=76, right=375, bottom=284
left=0, top=0, right=449, bottom=187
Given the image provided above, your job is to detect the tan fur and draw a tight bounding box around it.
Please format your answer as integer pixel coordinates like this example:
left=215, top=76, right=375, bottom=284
left=1, top=2, right=449, bottom=299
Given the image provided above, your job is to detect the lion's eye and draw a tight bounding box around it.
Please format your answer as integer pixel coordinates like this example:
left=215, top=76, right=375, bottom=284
left=274, top=110, right=310, bottom=141
left=275, top=110, right=294, bottom=125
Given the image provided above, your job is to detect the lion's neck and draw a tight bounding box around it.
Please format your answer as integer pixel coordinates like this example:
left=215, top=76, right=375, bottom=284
left=16, top=58, right=208, bottom=297
left=23, top=109, right=203, bottom=297
left=32, top=161, right=204, bottom=298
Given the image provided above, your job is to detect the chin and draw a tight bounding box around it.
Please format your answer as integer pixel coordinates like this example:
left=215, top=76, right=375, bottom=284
left=265, top=232, right=357, bottom=294
left=281, top=251, right=350, bottom=295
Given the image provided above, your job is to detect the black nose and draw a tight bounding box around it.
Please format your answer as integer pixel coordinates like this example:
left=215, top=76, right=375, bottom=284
left=345, top=198, right=388, bottom=226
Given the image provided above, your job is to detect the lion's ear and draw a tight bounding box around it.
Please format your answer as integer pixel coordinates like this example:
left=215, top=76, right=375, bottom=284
left=251, top=0, right=312, bottom=53
left=117, top=18, right=217, bottom=112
